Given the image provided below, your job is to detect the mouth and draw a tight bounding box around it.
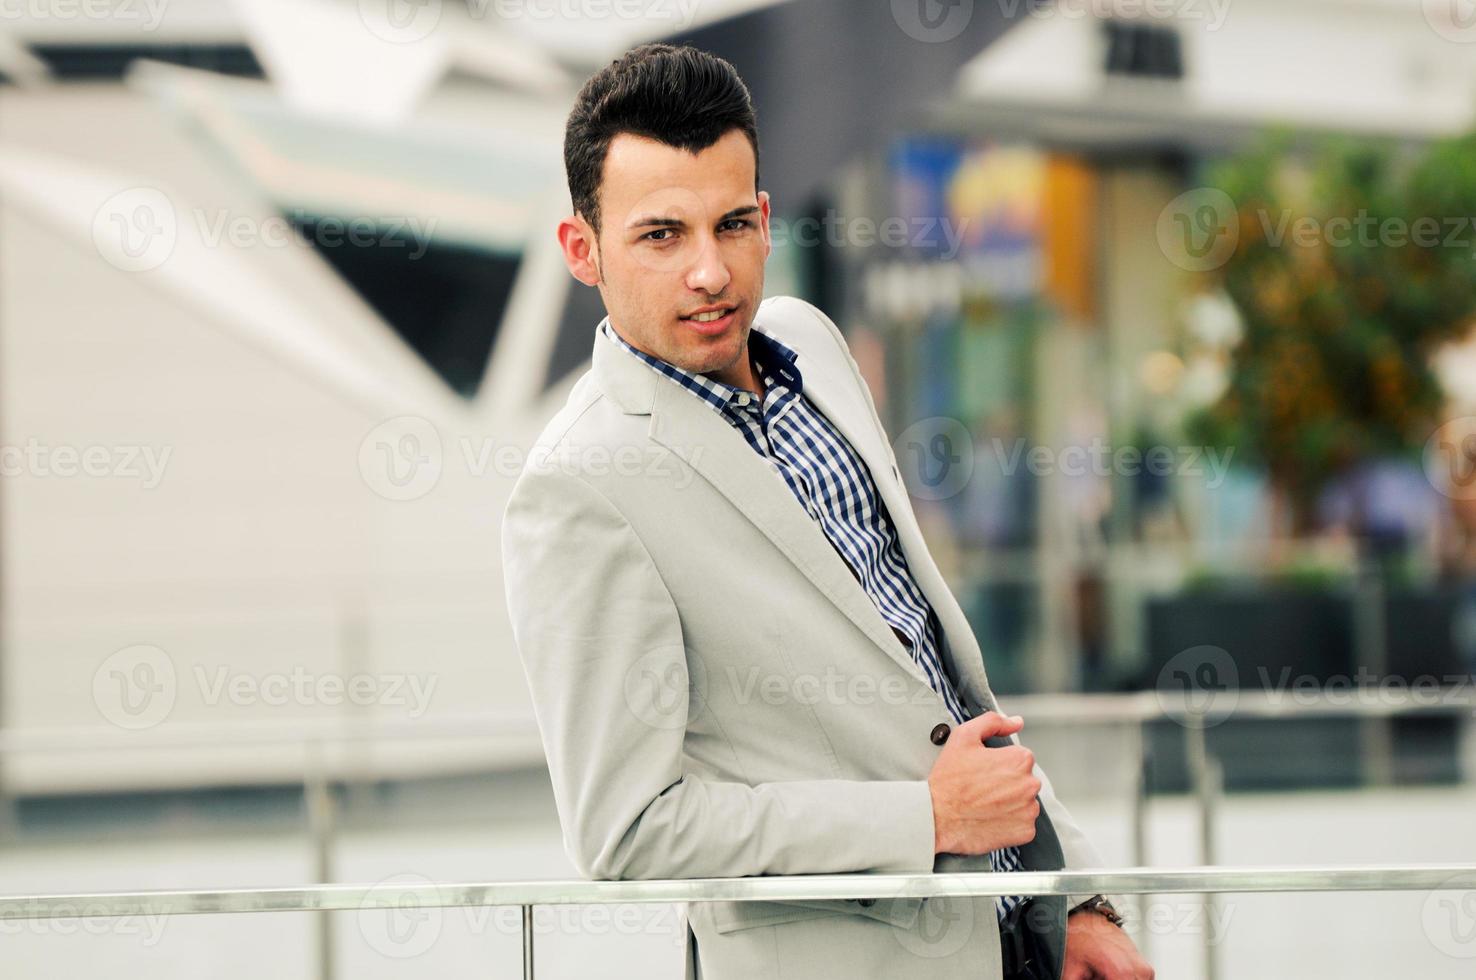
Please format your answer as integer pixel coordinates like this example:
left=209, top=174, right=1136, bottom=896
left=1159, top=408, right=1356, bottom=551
left=679, top=303, right=739, bottom=336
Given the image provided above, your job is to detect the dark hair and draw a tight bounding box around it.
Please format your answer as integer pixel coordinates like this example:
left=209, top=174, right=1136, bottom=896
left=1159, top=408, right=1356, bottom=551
left=564, top=42, right=760, bottom=235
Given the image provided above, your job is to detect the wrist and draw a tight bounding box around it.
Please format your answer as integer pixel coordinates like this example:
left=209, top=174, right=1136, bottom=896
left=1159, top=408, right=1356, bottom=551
left=1068, top=894, right=1124, bottom=929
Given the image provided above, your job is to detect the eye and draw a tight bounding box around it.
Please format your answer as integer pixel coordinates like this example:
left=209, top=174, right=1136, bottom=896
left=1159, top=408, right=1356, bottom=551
left=641, top=228, right=677, bottom=243
left=719, top=218, right=754, bottom=233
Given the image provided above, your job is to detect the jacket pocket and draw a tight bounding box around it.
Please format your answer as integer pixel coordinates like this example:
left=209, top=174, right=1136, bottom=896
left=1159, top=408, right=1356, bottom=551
left=707, top=896, right=925, bottom=934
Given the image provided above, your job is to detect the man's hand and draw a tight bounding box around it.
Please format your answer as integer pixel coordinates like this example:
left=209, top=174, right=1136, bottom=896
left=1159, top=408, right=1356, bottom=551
left=1063, top=908, right=1154, bottom=980
left=927, top=711, right=1041, bottom=855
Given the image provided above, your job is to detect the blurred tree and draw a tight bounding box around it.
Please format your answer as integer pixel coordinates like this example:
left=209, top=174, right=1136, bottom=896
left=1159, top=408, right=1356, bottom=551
left=1189, top=130, right=1476, bottom=533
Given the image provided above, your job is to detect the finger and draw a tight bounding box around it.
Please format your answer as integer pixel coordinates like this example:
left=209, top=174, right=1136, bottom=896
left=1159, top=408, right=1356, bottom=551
left=956, top=711, right=1023, bottom=742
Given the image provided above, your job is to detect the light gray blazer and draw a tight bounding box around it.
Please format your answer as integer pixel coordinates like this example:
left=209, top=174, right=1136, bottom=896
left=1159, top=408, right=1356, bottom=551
left=501, top=295, right=1113, bottom=979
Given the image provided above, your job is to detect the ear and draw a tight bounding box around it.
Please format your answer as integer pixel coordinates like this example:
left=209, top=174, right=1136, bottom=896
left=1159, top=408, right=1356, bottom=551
left=757, top=190, right=772, bottom=260
left=557, top=213, right=601, bottom=286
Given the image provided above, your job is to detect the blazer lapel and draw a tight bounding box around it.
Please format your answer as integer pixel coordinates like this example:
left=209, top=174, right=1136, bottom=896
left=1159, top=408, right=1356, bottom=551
left=792, top=346, right=999, bottom=716
left=646, top=379, right=934, bottom=691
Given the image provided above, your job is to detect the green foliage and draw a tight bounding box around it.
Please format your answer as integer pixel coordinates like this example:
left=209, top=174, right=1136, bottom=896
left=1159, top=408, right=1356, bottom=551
left=1188, top=130, right=1476, bottom=526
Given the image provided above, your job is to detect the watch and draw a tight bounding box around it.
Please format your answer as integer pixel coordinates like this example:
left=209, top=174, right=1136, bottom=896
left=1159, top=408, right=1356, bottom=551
left=1069, top=894, right=1124, bottom=928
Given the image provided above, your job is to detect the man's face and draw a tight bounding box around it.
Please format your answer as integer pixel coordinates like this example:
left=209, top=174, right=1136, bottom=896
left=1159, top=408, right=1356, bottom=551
left=559, top=128, right=771, bottom=385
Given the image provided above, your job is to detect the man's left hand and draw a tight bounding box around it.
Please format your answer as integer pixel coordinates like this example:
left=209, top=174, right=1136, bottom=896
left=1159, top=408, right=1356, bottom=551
left=1061, top=906, right=1154, bottom=980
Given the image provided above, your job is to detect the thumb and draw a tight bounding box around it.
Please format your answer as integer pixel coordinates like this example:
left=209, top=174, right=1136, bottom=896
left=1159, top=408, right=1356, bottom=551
left=955, top=710, right=1024, bottom=743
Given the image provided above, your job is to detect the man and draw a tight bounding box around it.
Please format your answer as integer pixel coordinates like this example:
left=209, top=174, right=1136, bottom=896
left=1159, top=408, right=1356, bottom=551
left=502, top=42, right=1152, bottom=980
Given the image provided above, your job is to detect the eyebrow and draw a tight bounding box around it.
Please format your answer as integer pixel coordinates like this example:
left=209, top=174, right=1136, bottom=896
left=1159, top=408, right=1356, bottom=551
left=629, top=205, right=760, bottom=230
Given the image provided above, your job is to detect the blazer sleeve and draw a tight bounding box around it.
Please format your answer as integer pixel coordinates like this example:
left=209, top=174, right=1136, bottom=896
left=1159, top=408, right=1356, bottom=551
left=501, top=460, right=938, bottom=881
left=791, top=295, right=1124, bottom=913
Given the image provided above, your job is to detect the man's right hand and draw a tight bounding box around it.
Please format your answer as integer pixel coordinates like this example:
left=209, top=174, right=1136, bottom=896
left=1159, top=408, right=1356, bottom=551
left=927, top=711, right=1042, bottom=855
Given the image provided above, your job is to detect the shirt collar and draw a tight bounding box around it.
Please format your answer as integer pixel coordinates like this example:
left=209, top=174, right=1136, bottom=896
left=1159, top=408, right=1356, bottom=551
left=600, top=318, right=804, bottom=418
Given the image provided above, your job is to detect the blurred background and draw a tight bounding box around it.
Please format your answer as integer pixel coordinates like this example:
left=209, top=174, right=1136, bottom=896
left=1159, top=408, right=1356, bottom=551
left=2, top=0, right=1475, bottom=976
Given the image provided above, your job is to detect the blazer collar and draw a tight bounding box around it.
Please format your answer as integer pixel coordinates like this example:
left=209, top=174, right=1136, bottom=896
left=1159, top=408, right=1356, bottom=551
left=592, top=315, right=662, bottom=416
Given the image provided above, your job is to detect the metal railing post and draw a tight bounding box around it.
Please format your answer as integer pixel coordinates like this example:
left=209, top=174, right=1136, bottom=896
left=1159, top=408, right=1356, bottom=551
left=522, top=904, right=535, bottom=980
left=304, top=744, right=337, bottom=980
left=1184, top=720, right=1220, bottom=980
left=1130, top=717, right=1150, bottom=959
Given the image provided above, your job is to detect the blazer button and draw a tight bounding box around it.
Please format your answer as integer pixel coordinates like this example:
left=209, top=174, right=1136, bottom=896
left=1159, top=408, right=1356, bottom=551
left=858, top=898, right=876, bottom=907
left=929, top=723, right=950, bottom=745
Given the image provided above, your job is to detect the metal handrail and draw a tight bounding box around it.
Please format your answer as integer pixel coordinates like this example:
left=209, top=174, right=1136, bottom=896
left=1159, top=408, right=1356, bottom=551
left=0, top=686, right=1467, bottom=754
left=2, top=865, right=1474, bottom=920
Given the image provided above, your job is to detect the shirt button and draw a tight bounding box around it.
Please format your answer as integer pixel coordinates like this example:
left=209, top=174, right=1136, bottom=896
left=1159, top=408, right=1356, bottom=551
left=929, top=723, right=950, bottom=746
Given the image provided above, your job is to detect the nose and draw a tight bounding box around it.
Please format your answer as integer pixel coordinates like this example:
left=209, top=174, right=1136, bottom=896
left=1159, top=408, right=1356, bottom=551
left=684, top=231, right=731, bottom=295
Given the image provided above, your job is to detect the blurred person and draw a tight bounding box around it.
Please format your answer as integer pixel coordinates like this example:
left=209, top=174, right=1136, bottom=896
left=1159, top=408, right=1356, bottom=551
left=502, top=43, right=1150, bottom=980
